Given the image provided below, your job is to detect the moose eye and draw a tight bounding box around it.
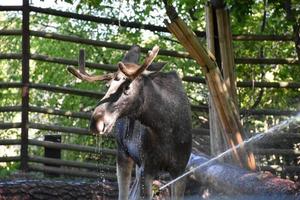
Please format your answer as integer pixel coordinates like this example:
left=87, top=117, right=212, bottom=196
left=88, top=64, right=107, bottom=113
left=123, top=84, right=130, bottom=95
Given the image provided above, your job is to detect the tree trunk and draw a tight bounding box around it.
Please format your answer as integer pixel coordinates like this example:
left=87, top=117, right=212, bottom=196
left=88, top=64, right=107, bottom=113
left=187, top=153, right=299, bottom=199
left=0, top=179, right=118, bottom=200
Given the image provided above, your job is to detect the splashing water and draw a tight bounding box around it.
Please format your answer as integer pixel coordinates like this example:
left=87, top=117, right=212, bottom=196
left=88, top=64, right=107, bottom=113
left=159, top=113, right=300, bottom=191
left=95, top=134, right=105, bottom=198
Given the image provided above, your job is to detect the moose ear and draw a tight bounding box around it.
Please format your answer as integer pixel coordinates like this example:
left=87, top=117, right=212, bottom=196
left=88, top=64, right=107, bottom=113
left=144, top=62, right=167, bottom=76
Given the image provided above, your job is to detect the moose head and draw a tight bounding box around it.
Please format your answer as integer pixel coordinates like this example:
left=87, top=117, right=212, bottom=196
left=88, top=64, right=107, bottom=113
left=67, top=45, right=166, bottom=135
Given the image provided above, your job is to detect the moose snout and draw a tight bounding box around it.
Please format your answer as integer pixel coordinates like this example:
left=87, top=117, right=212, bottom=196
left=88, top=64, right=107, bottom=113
left=89, top=108, right=105, bottom=134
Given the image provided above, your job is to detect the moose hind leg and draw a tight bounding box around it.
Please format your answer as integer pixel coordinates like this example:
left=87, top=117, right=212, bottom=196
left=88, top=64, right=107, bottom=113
left=117, top=154, right=134, bottom=200
left=171, top=176, right=187, bottom=200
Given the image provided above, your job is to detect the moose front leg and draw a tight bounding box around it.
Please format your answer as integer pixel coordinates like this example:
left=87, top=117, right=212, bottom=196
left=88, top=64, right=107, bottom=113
left=140, top=171, right=153, bottom=200
left=117, top=152, right=134, bottom=200
left=129, top=166, right=153, bottom=200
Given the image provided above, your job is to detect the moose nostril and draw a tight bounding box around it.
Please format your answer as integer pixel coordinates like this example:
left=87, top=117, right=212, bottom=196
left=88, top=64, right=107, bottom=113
left=93, top=110, right=104, bottom=120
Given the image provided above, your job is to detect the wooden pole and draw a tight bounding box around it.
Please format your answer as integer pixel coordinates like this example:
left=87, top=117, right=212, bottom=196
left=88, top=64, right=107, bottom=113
left=20, top=0, right=30, bottom=172
left=206, top=4, right=229, bottom=160
left=164, top=4, right=256, bottom=170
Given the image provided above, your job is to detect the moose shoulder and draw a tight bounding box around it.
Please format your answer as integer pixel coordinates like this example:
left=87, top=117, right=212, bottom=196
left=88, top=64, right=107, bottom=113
left=68, top=45, right=192, bottom=200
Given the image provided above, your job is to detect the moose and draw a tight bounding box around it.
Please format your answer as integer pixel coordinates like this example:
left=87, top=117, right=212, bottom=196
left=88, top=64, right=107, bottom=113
left=68, top=45, right=192, bottom=200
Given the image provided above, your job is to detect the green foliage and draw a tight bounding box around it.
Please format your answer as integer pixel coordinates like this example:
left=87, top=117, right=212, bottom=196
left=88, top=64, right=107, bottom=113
left=0, top=162, right=20, bottom=178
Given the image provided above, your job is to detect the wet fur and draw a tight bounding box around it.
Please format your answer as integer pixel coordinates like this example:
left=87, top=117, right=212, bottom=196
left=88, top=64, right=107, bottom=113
left=115, top=71, right=192, bottom=200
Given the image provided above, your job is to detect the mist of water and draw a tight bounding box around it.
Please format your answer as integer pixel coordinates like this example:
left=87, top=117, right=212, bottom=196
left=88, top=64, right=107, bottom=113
left=160, top=113, right=300, bottom=191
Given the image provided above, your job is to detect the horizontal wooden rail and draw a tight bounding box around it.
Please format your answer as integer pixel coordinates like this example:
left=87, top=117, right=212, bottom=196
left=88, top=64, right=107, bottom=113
left=0, top=23, right=293, bottom=42
left=29, top=106, right=91, bottom=119
left=28, top=155, right=116, bottom=172
left=190, top=104, right=209, bottom=112
left=260, top=165, right=300, bottom=173
left=28, top=123, right=91, bottom=135
left=29, top=54, right=300, bottom=67
left=28, top=164, right=117, bottom=180
left=0, top=82, right=22, bottom=89
left=0, top=156, right=21, bottom=162
left=237, top=81, right=300, bottom=89
left=236, top=58, right=300, bottom=65
left=0, top=105, right=91, bottom=119
left=28, top=139, right=116, bottom=155
left=191, top=127, right=210, bottom=135
left=29, top=30, right=190, bottom=59
left=240, top=109, right=299, bottom=116
left=253, top=148, right=300, bottom=156
left=2, top=52, right=299, bottom=67
left=30, top=53, right=118, bottom=71
left=0, top=122, right=22, bottom=129
left=0, top=6, right=23, bottom=11
left=232, top=34, right=293, bottom=41
left=0, top=107, right=297, bottom=129
left=183, top=76, right=300, bottom=89
left=1, top=52, right=299, bottom=74
left=29, top=83, right=104, bottom=98
left=0, top=53, right=22, bottom=59
left=0, top=106, right=22, bottom=112
left=0, top=139, right=21, bottom=145
left=29, top=6, right=174, bottom=34
left=0, top=29, right=22, bottom=35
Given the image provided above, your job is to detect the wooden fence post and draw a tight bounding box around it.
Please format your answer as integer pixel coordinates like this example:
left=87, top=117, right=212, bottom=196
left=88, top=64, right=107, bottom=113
left=206, top=4, right=230, bottom=160
left=20, top=0, right=30, bottom=171
left=44, top=135, right=61, bottom=177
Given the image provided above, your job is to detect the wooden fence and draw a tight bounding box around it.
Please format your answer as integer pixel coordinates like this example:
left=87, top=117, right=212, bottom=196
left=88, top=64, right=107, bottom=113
left=0, top=1, right=299, bottom=180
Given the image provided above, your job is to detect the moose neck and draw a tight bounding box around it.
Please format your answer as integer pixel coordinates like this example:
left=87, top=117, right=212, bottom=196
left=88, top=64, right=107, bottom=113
left=138, top=74, right=180, bottom=132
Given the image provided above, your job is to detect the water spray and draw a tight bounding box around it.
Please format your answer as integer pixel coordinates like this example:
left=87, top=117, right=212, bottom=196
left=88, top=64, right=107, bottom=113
left=159, top=114, right=300, bottom=191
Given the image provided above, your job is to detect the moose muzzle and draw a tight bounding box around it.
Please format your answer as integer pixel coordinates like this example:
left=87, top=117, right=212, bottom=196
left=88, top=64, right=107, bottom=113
left=90, top=106, right=118, bottom=135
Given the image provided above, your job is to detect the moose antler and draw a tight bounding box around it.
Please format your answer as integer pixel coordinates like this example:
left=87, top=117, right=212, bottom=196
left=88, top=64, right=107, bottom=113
left=119, top=45, right=159, bottom=80
left=67, top=49, right=114, bottom=82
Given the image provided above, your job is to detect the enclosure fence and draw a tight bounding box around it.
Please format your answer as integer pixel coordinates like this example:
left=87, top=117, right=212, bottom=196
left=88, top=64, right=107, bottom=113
left=0, top=0, right=300, bottom=180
